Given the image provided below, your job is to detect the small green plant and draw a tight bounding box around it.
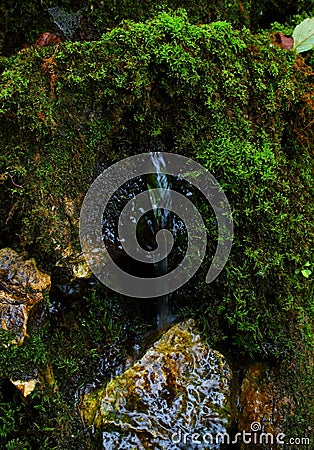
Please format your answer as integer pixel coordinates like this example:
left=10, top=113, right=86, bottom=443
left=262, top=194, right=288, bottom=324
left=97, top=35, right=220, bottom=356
left=295, top=261, right=312, bottom=278
left=0, top=329, right=47, bottom=379
left=293, top=18, right=314, bottom=53
left=6, top=438, right=31, bottom=450
left=81, top=290, right=123, bottom=341
left=0, top=403, right=15, bottom=439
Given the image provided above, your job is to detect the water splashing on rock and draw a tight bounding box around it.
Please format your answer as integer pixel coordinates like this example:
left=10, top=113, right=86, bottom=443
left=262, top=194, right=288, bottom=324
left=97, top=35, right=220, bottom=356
left=80, top=320, right=233, bottom=449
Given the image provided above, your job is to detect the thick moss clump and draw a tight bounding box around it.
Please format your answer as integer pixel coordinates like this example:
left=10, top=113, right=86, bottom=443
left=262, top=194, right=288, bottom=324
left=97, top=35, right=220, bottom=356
left=0, top=9, right=313, bottom=441
left=1, top=0, right=314, bottom=55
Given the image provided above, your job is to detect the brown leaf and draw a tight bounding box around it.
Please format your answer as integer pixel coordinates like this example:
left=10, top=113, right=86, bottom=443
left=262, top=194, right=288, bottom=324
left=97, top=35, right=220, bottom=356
left=35, top=32, right=61, bottom=47
left=274, top=32, right=294, bottom=50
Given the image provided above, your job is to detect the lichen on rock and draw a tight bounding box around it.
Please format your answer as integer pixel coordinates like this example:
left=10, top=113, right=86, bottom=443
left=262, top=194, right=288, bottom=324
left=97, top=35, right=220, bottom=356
left=81, top=320, right=232, bottom=449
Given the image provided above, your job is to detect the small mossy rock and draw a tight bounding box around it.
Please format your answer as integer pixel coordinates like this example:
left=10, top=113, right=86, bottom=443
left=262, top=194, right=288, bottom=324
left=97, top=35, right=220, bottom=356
left=71, top=257, right=92, bottom=279
left=0, top=248, right=51, bottom=344
left=238, top=363, right=295, bottom=449
left=81, top=320, right=232, bottom=449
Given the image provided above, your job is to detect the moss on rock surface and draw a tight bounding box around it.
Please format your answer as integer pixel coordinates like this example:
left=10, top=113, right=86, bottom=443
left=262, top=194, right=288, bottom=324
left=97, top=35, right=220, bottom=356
left=0, top=8, right=313, bottom=447
left=1, top=0, right=314, bottom=56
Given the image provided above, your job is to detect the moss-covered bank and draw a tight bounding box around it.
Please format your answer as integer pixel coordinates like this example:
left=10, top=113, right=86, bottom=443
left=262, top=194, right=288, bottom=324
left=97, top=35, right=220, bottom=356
left=0, top=9, right=313, bottom=448
left=1, top=0, right=314, bottom=56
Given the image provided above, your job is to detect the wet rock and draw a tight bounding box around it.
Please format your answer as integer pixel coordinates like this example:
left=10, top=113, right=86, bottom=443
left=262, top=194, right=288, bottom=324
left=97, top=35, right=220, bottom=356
left=71, top=257, right=91, bottom=279
left=81, top=320, right=232, bottom=449
left=238, top=363, right=295, bottom=449
left=0, top=248, right=51, bottom=344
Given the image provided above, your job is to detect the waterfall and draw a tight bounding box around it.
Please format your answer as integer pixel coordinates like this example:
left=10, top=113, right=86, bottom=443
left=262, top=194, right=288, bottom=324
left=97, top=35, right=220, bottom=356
left=148, top=152, right=174, bottom=329
left=100, top=150, right=177, bottom=329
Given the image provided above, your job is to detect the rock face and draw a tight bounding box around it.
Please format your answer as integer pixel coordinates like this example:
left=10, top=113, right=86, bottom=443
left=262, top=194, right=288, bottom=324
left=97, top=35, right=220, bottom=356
left=81, top=320, right=232, bottom=449
left=238, top=363, right=295, bottom=449
left=0, top=248, right=51, bottom=344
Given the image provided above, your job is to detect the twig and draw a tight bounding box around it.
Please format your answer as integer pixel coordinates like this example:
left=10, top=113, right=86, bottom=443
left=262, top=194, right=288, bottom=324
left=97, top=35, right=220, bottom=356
left=8, top=173, right=23, bottom=188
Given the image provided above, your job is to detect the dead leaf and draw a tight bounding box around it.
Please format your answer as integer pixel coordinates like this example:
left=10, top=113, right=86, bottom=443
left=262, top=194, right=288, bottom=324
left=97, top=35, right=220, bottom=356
left=274, top=32, right=294, bottom=50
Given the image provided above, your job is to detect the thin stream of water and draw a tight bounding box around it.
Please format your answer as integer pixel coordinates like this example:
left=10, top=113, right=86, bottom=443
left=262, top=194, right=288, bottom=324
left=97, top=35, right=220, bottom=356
left=101, top=151, right=178, bottom=329
left=148, top=152, right=174, bottom=329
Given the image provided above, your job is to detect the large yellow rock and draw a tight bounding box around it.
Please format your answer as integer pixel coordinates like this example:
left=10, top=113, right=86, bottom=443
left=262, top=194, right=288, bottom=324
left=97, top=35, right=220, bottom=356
left=81, top=320, right=232, bottom=449
left=0, top=248, right=51, bottom=344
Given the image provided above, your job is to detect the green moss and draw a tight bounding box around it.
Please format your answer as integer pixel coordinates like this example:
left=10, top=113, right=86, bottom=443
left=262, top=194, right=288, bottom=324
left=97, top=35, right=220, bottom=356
left=0, top=328, right=47, bottom=380
left=0, top=8, right=313, bottom=442
left=0, top=289, right=134, bottom=449
left=1, top=0, right=314, bottom=56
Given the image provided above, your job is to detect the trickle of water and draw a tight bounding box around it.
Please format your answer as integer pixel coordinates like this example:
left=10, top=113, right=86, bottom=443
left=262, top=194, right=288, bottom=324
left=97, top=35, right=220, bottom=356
left=100, top=151, right=182, bottom=329
left=148, top=152, right=173, bottom=229
left=148, top=152, right=174, bottom=329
